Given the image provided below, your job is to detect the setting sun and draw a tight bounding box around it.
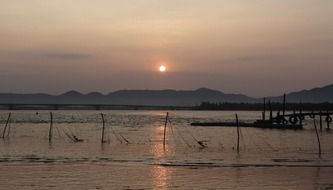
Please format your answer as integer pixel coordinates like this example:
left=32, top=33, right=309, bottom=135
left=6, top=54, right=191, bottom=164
left=159, top=65, right=167, bottom=72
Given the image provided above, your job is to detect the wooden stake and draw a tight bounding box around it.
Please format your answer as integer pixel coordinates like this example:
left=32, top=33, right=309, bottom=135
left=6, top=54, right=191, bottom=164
left=236, top=114, right=240, bottom=153
left=1, top=112, right=11, bottom=138
left=327, top=111, right=330, bottom=130
left=101, top=113, right=106, bottom=143
left=163, top=112, right=169, bottom=150
left=313, top=117, right=321, bottom=158
left=319, top=111, right=323, bottom=131
left=299, top=104, right=303, bottom=125
left=269, top=100, right=272, bottom=121
left=282, top=93, right=286, bottom=121
left=263, top=98, right=266, bottom=121
left=48, top=112, right=53, bottom=143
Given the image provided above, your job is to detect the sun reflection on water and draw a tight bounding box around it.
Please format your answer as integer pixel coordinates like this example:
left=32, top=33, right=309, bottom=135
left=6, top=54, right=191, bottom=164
left=150, top=125, right=174, bottom=189
left=151, top=165, right=170, bottom=190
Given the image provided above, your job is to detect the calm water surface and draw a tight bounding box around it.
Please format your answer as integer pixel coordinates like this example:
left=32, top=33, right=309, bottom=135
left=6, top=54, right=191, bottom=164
left=0, top=110, right=333, bottom=189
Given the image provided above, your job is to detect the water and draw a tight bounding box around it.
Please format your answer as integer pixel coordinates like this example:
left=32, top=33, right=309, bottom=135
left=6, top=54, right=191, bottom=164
left=0, top=110, right=333, bottom=189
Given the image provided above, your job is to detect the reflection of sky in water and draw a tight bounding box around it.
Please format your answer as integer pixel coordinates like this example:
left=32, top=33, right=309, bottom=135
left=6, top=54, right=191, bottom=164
left=0, top=110, right=333, bottom=189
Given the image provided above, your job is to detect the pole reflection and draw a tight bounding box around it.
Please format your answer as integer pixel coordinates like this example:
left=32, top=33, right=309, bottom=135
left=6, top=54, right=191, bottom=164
left=150, top=125, right=174, bottom=190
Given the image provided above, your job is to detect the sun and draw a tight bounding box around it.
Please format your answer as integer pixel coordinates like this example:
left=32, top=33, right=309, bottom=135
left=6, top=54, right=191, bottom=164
left=159, top=65, right=167, bottom=72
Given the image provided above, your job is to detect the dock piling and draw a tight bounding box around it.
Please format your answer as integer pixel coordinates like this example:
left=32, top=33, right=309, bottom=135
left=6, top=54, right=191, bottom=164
left=327, top=111, right=331, bottom=130
left=282, top=94, right=286, bottom=123
left=299, top=104, right=303, bottom=125
left=268, top=100, right=272, bottom=121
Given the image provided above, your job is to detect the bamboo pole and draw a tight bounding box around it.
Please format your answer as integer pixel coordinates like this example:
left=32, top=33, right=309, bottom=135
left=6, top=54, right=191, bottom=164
left=1, top=112, right=11, bottom=138
left=313, top=117, right=321, bottom=158
left=269, top=100, right=272, bottom=121
left=163, top=112, right=169, bottom=150
left=263, top=98, right=266, bottom=121
left=327, top=111, right=330, bottom=130
left=299, top=104, right=303, bottom=125
left=319, top=111, right=323, bottom=131
left=101, top=113, right=106, bottom=143
left=236, top=114, right=240, bottom=153
left=48, top=112, right=53, bottom=143
left=282, top=93, right=286, bottom=123
left=6, top=112, right=12, bottom=138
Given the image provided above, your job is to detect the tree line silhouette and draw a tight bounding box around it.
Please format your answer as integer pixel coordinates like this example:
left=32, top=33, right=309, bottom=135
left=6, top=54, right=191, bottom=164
left=194, top=101, right=333, bottom=111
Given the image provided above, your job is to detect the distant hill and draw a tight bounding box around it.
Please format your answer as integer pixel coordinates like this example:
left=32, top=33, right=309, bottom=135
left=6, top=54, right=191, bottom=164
left=105, top=88, right=257, bottom=106
left=269, top=84, right=333, bottom=103
left=0, top=88, right=257, bottom=106
left=0, top=84, right=332, bottom=106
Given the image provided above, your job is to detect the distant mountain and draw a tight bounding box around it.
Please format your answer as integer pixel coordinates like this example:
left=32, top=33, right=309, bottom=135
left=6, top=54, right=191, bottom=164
left=105, top=88, right=257, bottom=106
left=0, top=84, right=332, bottom=106
left=269, top=84, right=333, bottom=103
left=0, top=88, right=257, bottom=106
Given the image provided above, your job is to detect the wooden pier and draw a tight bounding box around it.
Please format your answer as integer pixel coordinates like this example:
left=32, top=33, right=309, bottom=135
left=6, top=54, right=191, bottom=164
left=191, top=121, right=303, bottom=130
left=191, top=94, right=332, bottom=130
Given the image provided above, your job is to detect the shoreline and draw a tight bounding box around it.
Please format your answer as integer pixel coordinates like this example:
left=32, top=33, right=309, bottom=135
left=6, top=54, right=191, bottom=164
left=0, top=103, right=332, bottom=111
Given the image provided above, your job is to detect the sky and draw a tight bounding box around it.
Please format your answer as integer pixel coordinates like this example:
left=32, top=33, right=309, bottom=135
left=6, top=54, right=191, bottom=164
left=0, top=0, right=332, bottom=97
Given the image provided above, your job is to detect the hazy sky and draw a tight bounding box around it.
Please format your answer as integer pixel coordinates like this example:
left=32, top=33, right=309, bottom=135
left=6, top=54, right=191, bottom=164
left=1, top=0, right=332, bottom=97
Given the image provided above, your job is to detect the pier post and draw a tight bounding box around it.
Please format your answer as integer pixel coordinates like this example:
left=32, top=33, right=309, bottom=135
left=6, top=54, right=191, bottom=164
left=299, top=104, right=303, bottom=125
left=282, top=94, right=286, bottom=122
left=163, top=112, right=169, bottom=150
left=269, top=100, right=272, bottom=121
left=327, top=111, right=330, bottom=130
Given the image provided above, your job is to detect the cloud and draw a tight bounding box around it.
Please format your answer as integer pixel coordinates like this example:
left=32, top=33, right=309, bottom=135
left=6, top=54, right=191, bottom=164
left=0, top=50, right=91, bottom=61
left=237, top=54, right=288, bottom=63
left=40, top=52, right=91, bottom=60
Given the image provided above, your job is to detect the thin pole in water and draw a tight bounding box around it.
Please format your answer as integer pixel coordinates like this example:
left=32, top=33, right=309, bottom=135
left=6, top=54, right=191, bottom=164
left=319, top=111, right=323, bottom=131
left=282, top=93, right=286, bottom=121
left=163, top=112, right=169, bottom=150
left=236, top=114, right=240, bottom=153
left=313, top=117, right=322, bottom=158
left=299, top=102, right=303, bottom=125
left=327, top=111, right=330, bottom=130
left=2, top=112, right=11, bottom=138
left=269, top=100, right=273, bottom=121
left=101, top=113, right=106, bottom=144
left=263, top=97, right=266, bottom=121
left=48, top=112, right=53, bottom=143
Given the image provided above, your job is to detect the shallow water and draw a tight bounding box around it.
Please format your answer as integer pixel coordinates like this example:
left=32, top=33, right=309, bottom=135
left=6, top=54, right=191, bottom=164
left=0, top=110, right=332, bottom=189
